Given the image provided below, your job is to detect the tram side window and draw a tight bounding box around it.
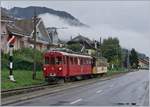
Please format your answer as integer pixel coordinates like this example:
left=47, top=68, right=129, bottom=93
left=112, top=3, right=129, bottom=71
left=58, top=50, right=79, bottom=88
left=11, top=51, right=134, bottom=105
left=74, top=57, right=78, bottom=65
left=89, top=59, right=91, bottom=65
left=86, top=59, right=88, bottom=65
left=83, top=58, right=85, bottom=65
left=56, top=56, right=62, bottom=65
left=83, top=58, right=86, bottom=65
left=45, top=57, right=49, bottom=64
left=80, top=58, right=83, bottom=65
left=63, top=56, right=66, bottom=64
left=92, top=57, right=96, bottom=67
left=87, top=59, right=90, bottom=65
left=70, top=57, right=73, bottom=65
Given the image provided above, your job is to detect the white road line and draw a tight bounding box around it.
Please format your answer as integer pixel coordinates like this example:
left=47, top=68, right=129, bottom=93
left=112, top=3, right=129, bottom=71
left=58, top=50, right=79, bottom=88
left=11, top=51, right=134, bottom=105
left=70, top=98, right=82, bottom=104
left=96, top=90, right=103, bottom=94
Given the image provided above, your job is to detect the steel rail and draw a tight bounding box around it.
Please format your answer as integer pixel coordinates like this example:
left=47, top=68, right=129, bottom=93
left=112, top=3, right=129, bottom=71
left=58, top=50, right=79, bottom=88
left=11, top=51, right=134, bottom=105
left=1, top=83, right=63, bottom=98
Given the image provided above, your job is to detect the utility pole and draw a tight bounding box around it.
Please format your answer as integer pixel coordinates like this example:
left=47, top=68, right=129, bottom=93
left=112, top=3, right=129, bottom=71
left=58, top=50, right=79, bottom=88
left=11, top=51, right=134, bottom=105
left=94, top=40, right=98, bottom=58
left=32, top=8, right=37, bottom=80
left=127, top=49, right=130, bottom=71
left=81, top=40, right=85, bottom=53
left=99, top=37, right=102, bottom=58
left=117, top=45, right=120, bottom=70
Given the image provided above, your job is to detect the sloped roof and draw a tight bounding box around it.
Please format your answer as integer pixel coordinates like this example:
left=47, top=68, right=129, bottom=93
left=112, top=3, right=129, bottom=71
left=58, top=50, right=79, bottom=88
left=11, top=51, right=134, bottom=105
left=138, top=58, right=149, bottom=65
left=1, top=8, right=14, bottom=22
left=6, top=18, right=49, bottom=44
left=15, top=19, right=33, bottom=35
left=6, top=23, right=30, bottom=36
left=37, top=21, right=49, bottom=43
left=6, top=18, right=40, bottom=36
left=67, top=35, right=95, bottom=49
left=68, top=35, right=93, bottom=44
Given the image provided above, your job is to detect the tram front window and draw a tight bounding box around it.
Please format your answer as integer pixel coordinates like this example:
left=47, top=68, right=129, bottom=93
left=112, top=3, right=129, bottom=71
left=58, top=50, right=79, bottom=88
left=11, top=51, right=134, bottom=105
left=50, top=57, right=55, bottom=64
left=45, top=57, right=49, bottom=64
left=55, top=56, right=62, bottom=65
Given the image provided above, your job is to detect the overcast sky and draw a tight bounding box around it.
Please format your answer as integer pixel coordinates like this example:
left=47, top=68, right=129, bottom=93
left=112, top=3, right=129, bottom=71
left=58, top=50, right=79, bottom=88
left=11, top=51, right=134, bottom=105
left=1, top=1, right=150, bottom=57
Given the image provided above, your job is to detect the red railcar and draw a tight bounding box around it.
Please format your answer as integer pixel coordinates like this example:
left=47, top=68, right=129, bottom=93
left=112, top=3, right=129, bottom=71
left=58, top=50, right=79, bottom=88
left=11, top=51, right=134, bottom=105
left=43, top=51, right=92, bottom=82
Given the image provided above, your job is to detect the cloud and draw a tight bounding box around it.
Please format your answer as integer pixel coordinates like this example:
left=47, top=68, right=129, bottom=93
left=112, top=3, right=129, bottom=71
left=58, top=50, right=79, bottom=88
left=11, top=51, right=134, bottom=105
left=39, top=13, right=150, bottom=57
left=39, top=13, right=69, bottom=28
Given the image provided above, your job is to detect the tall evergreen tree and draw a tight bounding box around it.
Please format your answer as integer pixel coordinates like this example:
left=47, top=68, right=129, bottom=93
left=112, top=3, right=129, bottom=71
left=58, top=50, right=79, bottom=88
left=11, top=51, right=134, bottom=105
left=129, top=48, right=139, bottom=69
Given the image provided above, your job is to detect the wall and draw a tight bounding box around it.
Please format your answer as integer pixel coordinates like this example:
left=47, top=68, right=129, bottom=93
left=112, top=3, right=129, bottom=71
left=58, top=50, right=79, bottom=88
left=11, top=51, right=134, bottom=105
left=1, top=22, right=9, bottom=53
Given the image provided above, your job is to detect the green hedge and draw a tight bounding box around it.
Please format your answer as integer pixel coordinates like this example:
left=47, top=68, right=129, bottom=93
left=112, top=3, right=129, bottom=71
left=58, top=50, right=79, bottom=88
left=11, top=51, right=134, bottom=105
left=13, top=59, right=42, bottom=70
left=1, top=48, right=43, bottom=70
left=1, top=53, right=9, bottom=69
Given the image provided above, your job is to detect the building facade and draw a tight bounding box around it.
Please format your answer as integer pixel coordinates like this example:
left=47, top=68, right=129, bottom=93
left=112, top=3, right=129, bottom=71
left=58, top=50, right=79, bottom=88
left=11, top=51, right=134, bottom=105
left=1, top=10, right=50, bottom=53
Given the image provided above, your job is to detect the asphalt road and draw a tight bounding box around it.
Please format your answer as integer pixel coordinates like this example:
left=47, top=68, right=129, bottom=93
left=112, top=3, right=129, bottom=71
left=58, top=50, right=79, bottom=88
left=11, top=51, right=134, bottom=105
left=9, top=70, right=149, bottom=106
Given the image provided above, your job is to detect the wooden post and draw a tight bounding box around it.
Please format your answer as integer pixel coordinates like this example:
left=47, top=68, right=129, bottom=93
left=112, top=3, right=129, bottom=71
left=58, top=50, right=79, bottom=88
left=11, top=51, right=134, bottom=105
left=32, top=8, right=37, bottom=80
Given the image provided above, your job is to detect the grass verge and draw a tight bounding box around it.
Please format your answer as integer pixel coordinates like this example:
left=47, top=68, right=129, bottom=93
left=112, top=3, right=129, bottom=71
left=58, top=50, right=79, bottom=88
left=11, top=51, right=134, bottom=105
left=1, top=69, right=45, bottom=90
left=107, top=67, right=128, bottom=76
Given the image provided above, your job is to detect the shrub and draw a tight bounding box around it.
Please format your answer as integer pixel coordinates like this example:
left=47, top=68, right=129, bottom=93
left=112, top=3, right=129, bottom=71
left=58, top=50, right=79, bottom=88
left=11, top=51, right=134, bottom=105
left=1, top=53, right=9, bottom=69
left=1, top=48, right=43, bottom=70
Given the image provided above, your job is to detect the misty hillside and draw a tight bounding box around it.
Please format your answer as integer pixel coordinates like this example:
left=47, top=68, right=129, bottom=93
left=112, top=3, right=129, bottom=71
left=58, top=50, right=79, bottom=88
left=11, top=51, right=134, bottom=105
left=7, top=6, right=87, bottom=27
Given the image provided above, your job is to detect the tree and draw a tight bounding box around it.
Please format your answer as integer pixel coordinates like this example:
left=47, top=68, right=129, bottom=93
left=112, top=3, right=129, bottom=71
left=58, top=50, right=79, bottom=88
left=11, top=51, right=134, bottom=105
left=101, top=37, right=122, bottom=69
left=129, top=48, right=139, bottom=69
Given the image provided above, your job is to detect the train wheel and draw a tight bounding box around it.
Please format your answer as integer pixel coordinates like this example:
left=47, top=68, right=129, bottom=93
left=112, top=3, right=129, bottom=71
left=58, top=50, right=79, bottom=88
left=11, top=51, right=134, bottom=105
left=64, top=77, right=70, bottom=82
left=76, top=76, right=82, bottom=81
left=70, top=77, right=76, bottom=81
left=89, top=75, right=91, bottom=79
left=83, top=75, right=91, bottom=79
left=100, top=73, right=105, bottom=77
left=82, top=75, right=87, bottom=80
left=102, top=73, right=107, bottom=77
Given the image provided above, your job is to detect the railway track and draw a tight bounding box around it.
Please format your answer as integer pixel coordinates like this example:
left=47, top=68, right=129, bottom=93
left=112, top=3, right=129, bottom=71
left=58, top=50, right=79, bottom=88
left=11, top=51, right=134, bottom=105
left=1, top=83, right=62, bottom=98
left=2, top=77, right=104, bottom=98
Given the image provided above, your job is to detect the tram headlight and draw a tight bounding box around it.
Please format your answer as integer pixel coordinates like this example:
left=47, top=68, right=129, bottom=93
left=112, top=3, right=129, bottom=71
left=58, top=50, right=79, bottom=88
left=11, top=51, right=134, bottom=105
left=58, top=67, right=62, bottom=71
left=43, top=67, right=47, bottom=71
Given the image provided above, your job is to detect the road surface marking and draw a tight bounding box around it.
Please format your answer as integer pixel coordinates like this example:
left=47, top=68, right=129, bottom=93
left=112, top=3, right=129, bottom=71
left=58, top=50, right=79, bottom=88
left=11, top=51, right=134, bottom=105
left=70, top=98, right=82, bottom=104
left=96, top=90, right=103, bottom=94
